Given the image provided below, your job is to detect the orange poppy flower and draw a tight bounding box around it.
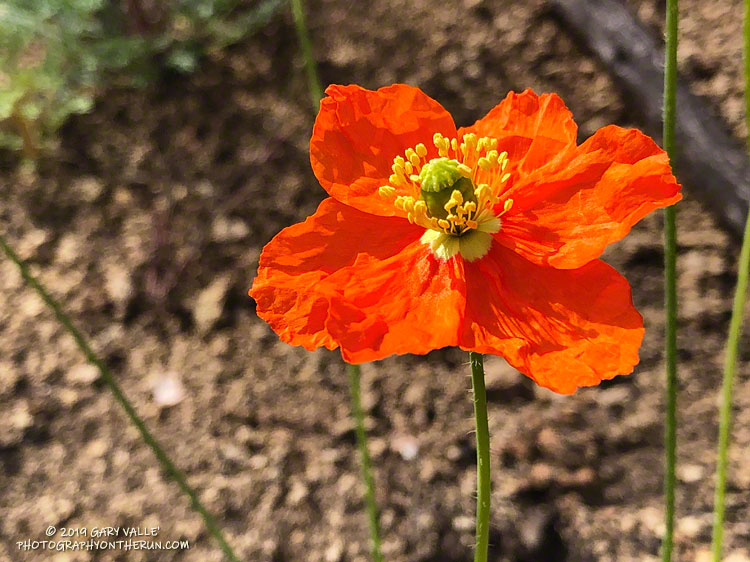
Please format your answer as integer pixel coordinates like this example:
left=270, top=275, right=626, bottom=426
left=250, top=84, right=681, bottom=394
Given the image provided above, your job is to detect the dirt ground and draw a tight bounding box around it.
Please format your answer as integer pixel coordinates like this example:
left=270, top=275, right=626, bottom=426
left=1, top=0, right=749, bottom=560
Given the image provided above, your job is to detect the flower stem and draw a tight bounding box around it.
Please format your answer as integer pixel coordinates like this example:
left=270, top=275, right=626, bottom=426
left=711, top=192, right=750, bottom=561
left=290, top=0, right=324, bottom=109
left=347, top=363, right=384, bottom=562
left=710, top=1, right=750, bottom=558
left=661, top=0, right=679, bottom=560
left=290, top=3, right=381, bottom=555
left=289, top=2, right=380, bottom=556
left=469, top=352, right=490, bottom=562
left=0, top=233, right=240, bottom=562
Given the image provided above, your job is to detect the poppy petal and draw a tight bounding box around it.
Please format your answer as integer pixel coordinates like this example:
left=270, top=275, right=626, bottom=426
left=311, top=84, right=457, bottom=216
left=250, top=197, right=465, bottom=361
left=332, top=241, right=466, bottom=363
left=460, top=244, right=644, bottom=394
left=498, top=125, right=681, bottom=269
left=458, top=89, right=578, bottom=174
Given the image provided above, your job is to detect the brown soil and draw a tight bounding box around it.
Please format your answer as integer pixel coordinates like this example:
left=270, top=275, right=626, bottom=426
left=1, top=0, right=749, bottom=561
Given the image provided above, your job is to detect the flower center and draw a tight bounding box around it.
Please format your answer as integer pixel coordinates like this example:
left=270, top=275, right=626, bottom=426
left=378, top=133, right=513, bottom=260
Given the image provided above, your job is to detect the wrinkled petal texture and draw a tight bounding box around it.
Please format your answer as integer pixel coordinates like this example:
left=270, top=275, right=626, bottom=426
left=458, top=89, right=579, bottom=174
left=311, top=84, right=457, bottom=216
left=252, top=86, right=678, bottom=394
left=459, top=91, right=681, bottom=269
left=251, top=198, right=466, bottom=362
left=460, top=244, right=644, bottom=394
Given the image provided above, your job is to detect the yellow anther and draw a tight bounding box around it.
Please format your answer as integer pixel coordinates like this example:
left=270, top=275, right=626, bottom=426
left=379, top=186, right=396, bottom=199
left=392, top=163, right=407, bottom=186
left=444, top=190, right=464, bottom=214
left=384, top=134, right=511, bottom=240
left=413, top=200, right=429, bottom=220
left=434, top=134, right=451, bottom=157
left=477, top=157, right=492, bottom=172
left=474, top=183, right=490, bottom=200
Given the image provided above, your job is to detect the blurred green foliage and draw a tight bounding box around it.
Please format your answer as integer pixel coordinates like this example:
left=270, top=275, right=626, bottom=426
left=0, top=0, right=283, bottom=155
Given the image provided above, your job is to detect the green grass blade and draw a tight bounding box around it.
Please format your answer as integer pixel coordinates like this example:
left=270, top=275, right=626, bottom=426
left=347, top=364, right=384, bottom=562
left=289, top=0, right=323, bottom=109
left=0, top=233, right=240, bottom=562
left=710, top=0, right=750, bottom=558
left=287, top=3, right=383, bottom=559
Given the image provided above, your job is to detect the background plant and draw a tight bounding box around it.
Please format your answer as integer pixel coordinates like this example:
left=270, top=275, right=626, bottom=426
left=0, top=0, right=282, bottom=156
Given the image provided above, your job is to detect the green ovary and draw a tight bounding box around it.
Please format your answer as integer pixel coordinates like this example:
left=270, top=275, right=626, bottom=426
left=418, top=158, right=477, bottom=224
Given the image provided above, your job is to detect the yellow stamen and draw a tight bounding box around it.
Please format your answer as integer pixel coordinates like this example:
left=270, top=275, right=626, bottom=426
left=379, top=186, right=396, bottom=199
left=380, top=134, right=514, bottom=247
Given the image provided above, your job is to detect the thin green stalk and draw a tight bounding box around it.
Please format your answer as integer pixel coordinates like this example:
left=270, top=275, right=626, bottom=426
left=347, top=363, right=384, bottom=562
left=469, top=352, right=490, bottom=562
left=289, top=3, right=382, bottom=557
left=710, top=1, right=750, bottom=558
left=661, top=0, right=679, bottom=560
left=746, top=0, right=750, bottom=154
left=290, top=0, right=323, bottom=108
left=711, top=204, right=750, bottom=560
left=0, top=233, right=239, bottom=562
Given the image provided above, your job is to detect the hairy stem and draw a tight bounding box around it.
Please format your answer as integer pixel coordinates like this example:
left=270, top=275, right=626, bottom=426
left=469, top=352, right=490, bottom=562
left=661, top=0, right=679, bottom=560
